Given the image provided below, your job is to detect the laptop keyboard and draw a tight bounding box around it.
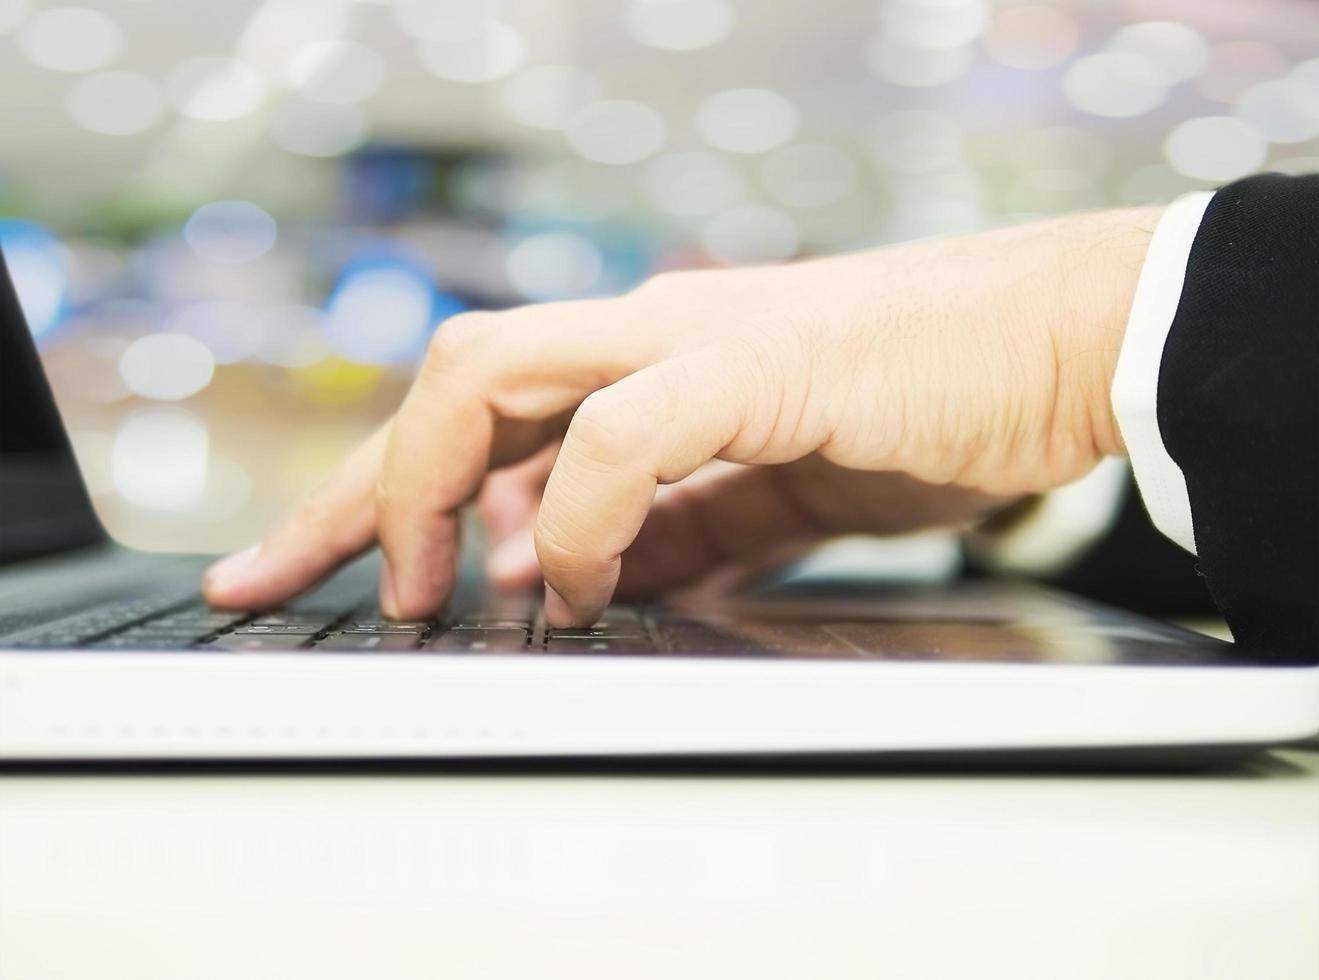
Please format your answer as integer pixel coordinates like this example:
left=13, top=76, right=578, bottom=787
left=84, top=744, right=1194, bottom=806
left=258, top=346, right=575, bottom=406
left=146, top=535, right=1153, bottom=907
left=2, top=590, right=673, bottom=654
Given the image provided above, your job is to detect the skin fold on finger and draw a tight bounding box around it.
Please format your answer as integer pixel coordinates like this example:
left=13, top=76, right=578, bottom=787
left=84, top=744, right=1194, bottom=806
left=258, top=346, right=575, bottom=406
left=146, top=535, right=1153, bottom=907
left=202, top=423, right=391, bottom=610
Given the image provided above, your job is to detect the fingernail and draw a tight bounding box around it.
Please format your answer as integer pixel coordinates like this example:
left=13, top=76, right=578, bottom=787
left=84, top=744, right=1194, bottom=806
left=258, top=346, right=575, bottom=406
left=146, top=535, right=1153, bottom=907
left=380, top=561, right=400, bottom=619
left=487, top=533, right=538, bottom=581
left=544, top=583, right=574, bottom=628
left=202, top=545, right=261, bottom=593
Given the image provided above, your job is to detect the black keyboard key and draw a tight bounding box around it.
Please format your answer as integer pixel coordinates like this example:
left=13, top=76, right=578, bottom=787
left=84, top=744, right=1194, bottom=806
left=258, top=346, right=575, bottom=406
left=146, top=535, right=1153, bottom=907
left=543, top=638, right=658, bottom=654
left=247, top=614, right=331, bottom=629
left=234, top=624, right=325, bottom=635
left=89, top=635, right=198, bottom=650
left=341, top=622, right=430, bottom=633
left=593, top=607, right=643, bottom=628
left=449, top=619, right=531, bottom=631
left=110, top=627, right=209, bottom=641
left=547, top=627, right=646, bottom=640
left=202, top=634, right=315, bottom=652
left=423, top=629, right=529, bottom=653
left=4, top=594, right=193, bottom=647
left=314, top=632, right=423, bottom=651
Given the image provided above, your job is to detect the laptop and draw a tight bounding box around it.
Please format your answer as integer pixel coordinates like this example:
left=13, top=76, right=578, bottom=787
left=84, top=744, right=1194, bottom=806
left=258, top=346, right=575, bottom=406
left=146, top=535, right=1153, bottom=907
left=1, top=250, right=1316, bottom=765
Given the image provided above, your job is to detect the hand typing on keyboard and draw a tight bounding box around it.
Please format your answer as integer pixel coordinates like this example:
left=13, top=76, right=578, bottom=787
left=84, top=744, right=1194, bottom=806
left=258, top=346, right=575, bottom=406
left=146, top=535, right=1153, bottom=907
left=202, top=210, right=1158, bottom=627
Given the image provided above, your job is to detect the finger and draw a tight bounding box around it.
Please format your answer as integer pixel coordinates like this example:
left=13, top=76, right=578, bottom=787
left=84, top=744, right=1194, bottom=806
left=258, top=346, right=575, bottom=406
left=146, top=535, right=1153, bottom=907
left=202, top=424, right=389, bottom=609
left=375, top=302, right=667, bottom=620
left=535, top=349, right=759, bottom=627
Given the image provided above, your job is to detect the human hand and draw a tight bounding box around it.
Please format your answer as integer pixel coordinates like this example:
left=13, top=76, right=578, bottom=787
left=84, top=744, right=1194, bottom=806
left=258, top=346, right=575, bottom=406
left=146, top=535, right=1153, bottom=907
left=203, top=207, right=1159, bottom=626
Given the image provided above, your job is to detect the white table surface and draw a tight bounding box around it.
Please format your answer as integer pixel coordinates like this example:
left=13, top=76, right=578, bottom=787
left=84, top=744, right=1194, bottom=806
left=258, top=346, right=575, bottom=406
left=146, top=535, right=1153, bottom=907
left=1, top=749, right=1316, bottom=980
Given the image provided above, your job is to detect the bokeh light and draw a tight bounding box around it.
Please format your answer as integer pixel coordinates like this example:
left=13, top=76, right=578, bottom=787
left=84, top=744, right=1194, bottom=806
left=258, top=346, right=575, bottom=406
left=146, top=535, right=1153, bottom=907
left=0, top=220, right=66, bottom=341
left=118, top=333, right=216, bottom=401
left=500, top=65, right=601, bottom=130
left=392, top=0, right=497, bottom=42
left=879, top=0, right=988, bottom=51
left=66, top=71, right=165, bottom=136
left=323, top=257, right=455, bottom=364
left=624, top=0, right=735, bottom=51
left=1233, top=78, right=1319, bottom=145
left=567, top=100, right=667, bottom=165
left=268, top=100, right=367, bottom=157
left=866, top=35, right=975, bottom=87
left=286, top=40, right=385, bottom=106
left=1164, top=116, right=1268, bottom=182
left=1107, top=21, right=1208, bottom=86
left=418, top=20, right=525, bottom=83
left=696, top=89, right=799, bottom=154
left=167, top=56, right=267, bottom=122
left=1063, top=52, right=1168, bottom=118
left=0, top=0, right=30, bottom=34
left=288, top=357, right=384, bottom=406
left=110, top=409, right=210, bottom=512
left=18, top=6, right=121, bottom=72
left=505, top=232, right=604, bottom=301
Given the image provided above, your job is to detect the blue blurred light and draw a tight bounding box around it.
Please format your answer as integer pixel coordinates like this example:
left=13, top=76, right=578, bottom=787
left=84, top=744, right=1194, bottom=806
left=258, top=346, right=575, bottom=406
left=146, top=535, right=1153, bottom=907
left=503, top=217, right=654, bottom=296
left=0, top=219, right=67, bottom=341
left=323, top=250, right=466, bottom=365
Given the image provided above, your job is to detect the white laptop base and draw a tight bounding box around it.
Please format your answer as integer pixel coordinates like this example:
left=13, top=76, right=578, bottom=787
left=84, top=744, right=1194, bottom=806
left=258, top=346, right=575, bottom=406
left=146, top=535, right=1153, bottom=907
left=2, top=556, right=1315, bottom=765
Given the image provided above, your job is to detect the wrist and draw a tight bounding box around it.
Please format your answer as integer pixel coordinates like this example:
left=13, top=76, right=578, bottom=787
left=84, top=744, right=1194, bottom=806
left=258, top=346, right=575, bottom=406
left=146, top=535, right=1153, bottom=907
left=1052, top=206, right=1163, bottom=461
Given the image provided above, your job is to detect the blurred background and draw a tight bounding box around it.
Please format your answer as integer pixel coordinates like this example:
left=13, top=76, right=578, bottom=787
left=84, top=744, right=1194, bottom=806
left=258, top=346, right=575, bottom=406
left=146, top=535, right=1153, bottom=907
left=1, top=0, right=1316, bottom=553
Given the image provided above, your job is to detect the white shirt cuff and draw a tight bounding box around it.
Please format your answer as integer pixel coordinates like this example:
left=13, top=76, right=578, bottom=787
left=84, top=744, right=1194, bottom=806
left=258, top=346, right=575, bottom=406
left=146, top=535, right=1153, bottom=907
left=1110, top=190, right=1215, bottom=556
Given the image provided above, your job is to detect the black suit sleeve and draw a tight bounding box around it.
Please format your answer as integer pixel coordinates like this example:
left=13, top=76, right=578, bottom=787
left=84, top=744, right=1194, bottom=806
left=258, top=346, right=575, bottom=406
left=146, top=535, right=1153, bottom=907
left=1157, top=173, right=1318, bottom=661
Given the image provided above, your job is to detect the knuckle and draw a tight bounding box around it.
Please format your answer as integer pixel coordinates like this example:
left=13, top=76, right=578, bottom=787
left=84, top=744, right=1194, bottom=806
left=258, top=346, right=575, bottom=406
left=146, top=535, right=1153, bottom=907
left=568, top=390, right=649, bottom=467
left=425, top=311, right=494, bottom=367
